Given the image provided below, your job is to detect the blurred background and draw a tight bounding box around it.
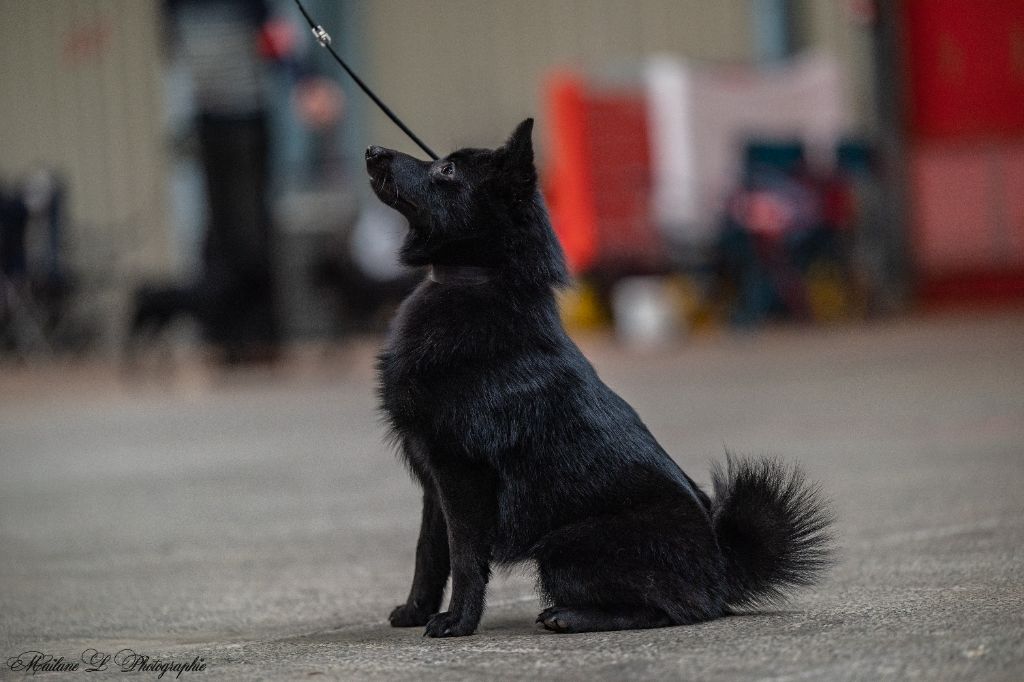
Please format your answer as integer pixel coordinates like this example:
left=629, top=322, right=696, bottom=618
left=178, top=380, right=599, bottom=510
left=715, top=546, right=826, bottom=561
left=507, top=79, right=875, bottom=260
left=1, top=0, right=1021, bottom=365
left=2, top=3, right=1024, bottom=674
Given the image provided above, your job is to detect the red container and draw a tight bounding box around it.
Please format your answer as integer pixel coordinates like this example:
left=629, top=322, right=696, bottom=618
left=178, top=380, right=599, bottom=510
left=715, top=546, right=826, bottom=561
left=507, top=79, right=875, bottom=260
left=545, top=73, right=665, bottom=277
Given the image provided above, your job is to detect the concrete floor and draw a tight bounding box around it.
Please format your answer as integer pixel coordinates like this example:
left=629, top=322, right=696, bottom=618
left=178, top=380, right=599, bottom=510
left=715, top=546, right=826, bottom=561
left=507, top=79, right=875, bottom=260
left=1, top=312, right=1022, bottom=680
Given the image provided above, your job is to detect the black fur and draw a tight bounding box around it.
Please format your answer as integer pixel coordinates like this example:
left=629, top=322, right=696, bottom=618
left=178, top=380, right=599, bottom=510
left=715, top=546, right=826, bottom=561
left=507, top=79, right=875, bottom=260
left=368, top=119, right=834, bottom=637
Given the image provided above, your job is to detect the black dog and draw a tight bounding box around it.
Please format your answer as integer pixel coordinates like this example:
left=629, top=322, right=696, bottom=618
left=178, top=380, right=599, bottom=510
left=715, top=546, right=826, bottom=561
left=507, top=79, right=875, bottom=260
left=368, top=119, right=834, bottom=637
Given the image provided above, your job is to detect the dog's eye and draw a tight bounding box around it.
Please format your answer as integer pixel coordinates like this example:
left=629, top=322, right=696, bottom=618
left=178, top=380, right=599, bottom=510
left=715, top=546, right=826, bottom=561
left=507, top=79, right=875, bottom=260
left=440, top=162, right=455, bottom=177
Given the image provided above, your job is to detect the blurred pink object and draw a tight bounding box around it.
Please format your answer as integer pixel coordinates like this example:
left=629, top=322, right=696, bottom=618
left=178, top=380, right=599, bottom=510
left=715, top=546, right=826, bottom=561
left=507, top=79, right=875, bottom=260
left=294, top=77, right=346, bottom=129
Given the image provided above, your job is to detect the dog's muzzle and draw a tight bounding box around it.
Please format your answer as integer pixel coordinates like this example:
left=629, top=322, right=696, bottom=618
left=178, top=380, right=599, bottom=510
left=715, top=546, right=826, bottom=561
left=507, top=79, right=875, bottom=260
left=366, top=145, right=393, bottom=174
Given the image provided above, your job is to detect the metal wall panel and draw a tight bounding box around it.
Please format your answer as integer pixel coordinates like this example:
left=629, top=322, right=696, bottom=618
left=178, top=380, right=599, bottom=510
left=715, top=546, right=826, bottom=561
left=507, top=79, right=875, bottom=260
left=0, top=0, right=169, bottom=275
left=357, top=0, right=755, bottom=156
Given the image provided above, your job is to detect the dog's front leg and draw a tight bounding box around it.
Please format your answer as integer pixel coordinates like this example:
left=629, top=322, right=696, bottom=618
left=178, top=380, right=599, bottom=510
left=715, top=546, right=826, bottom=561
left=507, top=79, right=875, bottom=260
left=423, top=460, right=496, bottom=638
left=389, top=490, right=450, bottom=627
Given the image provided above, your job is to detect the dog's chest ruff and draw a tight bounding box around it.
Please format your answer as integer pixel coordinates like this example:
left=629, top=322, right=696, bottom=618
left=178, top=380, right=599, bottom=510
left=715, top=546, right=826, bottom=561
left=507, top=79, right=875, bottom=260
left=377, top=286, right=482, bottom=432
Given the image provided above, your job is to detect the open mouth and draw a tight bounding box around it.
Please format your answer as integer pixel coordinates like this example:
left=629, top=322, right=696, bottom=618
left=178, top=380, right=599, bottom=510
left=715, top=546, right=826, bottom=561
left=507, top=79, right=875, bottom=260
left=395, top=195, right=418, bottom=212
left=369, top=169, right=418, bottom=213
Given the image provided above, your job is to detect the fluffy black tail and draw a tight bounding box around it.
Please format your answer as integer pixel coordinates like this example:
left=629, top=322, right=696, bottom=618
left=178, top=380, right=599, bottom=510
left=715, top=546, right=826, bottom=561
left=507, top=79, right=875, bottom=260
left=711, top=455, right=835, bottom=608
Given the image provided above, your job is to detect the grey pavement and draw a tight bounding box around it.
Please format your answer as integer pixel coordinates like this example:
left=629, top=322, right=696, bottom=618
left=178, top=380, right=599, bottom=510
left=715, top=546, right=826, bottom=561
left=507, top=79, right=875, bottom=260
left=1, top=312, right=1023, bottom=680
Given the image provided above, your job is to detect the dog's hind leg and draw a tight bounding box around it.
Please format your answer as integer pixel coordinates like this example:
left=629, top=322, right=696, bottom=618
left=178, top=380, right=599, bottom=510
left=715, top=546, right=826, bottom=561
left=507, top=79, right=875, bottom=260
left=537, top=606, right=671, bottom=633
left=533, top=503, right=727, bottom=632
left=389, top=490, right=450, bottom=627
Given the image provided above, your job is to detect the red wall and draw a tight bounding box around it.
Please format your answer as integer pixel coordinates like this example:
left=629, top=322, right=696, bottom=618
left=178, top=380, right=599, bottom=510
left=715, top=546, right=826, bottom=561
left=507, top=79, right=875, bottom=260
left=902, top=0, right=1024, bottom=302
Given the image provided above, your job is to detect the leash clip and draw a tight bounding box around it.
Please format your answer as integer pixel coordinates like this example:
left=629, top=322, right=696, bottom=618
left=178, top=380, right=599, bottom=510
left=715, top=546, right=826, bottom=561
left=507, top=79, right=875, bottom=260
left=311, top=25, right=332, bottom=47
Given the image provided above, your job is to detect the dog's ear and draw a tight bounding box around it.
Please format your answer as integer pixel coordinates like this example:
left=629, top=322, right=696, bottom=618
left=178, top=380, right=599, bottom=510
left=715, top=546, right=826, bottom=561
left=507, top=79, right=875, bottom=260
left=496, top=118, right=537, bottom=199
left=506, top=118, right=534, bottom=167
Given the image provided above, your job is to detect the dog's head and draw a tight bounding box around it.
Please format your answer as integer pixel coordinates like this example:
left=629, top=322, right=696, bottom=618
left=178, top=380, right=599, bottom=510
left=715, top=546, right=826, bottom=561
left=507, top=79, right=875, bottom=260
left=366, top=118, right=568, bottom=287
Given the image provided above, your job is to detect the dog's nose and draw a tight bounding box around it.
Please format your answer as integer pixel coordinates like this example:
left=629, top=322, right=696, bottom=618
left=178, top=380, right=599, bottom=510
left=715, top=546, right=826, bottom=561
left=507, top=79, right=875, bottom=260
left=365, top=145, right=391, bottom=161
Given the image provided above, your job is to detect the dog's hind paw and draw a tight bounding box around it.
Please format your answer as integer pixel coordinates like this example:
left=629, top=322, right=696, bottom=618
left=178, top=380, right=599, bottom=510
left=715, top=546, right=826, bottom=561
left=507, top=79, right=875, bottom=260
left=423, top=611, right=477, bottom=638
left=389, top=603, right=432, bottom=627
left=536, top=606, right=575, bottom=633
left=537, top=605, right=673, bottom=633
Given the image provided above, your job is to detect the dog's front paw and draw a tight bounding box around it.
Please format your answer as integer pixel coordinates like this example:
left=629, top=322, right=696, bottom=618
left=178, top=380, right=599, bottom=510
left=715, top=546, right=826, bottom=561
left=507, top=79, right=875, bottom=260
left=389, top=603, right=432, bottom=627
left=423, top=611, right=476, bottom=638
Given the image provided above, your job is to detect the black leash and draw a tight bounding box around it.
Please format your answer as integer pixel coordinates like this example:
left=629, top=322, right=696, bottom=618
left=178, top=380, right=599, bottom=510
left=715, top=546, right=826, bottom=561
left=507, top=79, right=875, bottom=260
left=292, top=0, right=439, bottom=160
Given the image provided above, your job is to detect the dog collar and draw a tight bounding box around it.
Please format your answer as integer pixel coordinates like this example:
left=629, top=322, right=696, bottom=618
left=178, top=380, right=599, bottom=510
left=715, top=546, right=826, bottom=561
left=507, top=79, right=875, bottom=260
left=428, top=265, right=494, bottom=286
